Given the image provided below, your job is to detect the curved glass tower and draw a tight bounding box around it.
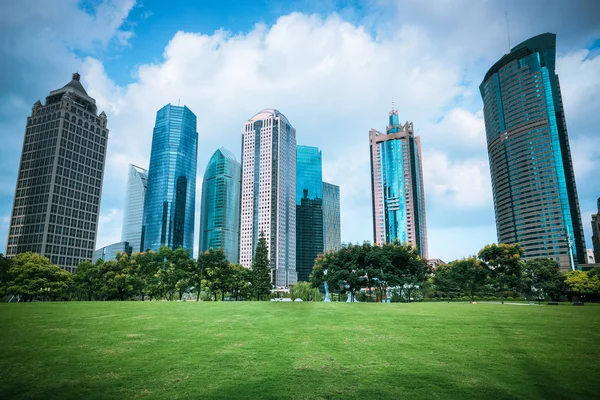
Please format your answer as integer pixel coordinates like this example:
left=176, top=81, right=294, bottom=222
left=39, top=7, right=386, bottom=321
left=199, top=148, right=241, bottom=264
left=369, top=109, right=428, bottom=259
left=480, top=33, right=586, bottom=269
left=296, top=145, right=323, bottom=282
left=121, top=164, right=147, bottom=253
left=141, top=104, right=197, bottom=254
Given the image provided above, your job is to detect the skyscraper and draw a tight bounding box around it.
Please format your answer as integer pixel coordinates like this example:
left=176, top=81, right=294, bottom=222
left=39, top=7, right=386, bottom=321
left=199, top=148, right=241, bottom=264
left=6, top=73, right=108, bottom=272
left=592, top=198, right=600, bottom=264
left=141, top=104, right=197, bottom=254
left=240, top=109, right=297, bottom=288
left=480, top=33, right=586, bottom=270
left=322, top=182, right=341, bottom=253
left=121, top=164, right=147, bottom=253
left=296, top=145, right=323, bottom=282
left=369, top=109, right=428, bottom=259
left=93, top=241, right=132, bottom=263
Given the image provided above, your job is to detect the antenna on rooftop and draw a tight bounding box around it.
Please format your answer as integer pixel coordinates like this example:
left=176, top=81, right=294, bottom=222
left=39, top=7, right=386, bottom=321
left=505, top=10, right=512, bottom=51
left=178, top=98, right=181, bottom=106
left=391, top=97, right=395, bottom=112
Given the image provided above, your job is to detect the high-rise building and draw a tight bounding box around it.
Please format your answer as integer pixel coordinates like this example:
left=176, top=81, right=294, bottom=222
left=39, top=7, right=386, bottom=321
left=141, top=104, right=197, bottom=254
left=199, top=148, right=241, bottom=264
left=322, top=181, right=341, bottom=253
left=240, top=109, right=297, bottom=288
left=296, top=145, right=323, bottom=282
left=121, top=164, right=147, bottom=253
left=6, top=73, right=108, bottom=272
left=93, top=241, right=132, bottom=263
left=369, top=109, right=428, bottom=259
left=480, top=33, right=586, bottom=270
left=592, top=198, right=600, bottom=264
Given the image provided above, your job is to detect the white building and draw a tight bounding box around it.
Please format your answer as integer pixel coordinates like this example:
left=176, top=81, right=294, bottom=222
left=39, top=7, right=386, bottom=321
left=240, top=109, right=297, bottom=288
left=586, top=249, right=595, bottom=265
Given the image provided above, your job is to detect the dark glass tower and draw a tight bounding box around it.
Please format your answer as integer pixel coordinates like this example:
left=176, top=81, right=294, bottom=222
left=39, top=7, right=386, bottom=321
left=6, top=73, right=108, bottom=272
left=199, top=148, right=241, bottom=264
left=480, top=33, right=586, bottom=269
left=296, top=145, right=323, bottom=282
left=322, top=181, right=341, bottom=253
left=141, top=104, right=197, bottom=254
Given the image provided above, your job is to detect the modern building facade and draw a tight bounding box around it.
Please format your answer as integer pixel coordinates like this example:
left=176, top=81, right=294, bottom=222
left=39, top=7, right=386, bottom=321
left=296, top=145, right=323, bottom=282
left=369, top=109, right=428, bottom=259
left=240, top=109, right=297, bottom=288
left=121, top=164, right=147, bottom=253
left=480, top=33, right=586, bottom=270
left=592, top=198, right=600, bottom=264
left=322, top=181, right=341, bottom=253
left=141, top=104, right=197, bottom=254
left=93, top=241, right=132, bottom=263
left=199, top=148, right=241, bottom=264
left=6, top=73, right=108, bottom=272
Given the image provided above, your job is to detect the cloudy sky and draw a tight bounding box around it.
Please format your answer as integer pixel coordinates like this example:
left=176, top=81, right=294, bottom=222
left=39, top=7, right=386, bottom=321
left=1, top=0, right=599, bottom=261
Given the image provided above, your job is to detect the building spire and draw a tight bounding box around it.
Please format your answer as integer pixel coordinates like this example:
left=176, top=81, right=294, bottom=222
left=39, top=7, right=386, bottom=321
left=391, top=97, right=395, bottom=112
left=72, top=72, right=81, bottom=82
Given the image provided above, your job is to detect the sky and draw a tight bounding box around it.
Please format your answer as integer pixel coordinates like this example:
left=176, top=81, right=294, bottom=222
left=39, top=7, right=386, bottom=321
left=1, top=0, right=599, bottom=261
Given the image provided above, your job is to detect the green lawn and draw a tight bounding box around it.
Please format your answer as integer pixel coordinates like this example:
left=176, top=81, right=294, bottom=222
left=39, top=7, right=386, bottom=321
left=1, top=302, right=599, bottom=400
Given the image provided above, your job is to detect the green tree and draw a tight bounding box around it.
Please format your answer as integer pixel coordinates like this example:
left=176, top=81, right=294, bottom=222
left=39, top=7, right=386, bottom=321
left=444, top=258, right=488, bottom=302
left=72, top=260, right=100, bottom=301
left=0, top=253, right=13, bottom=298
left=250, top=231, right=272, bottom=300
left=203, top=249, right=233, bottom=301
left=5, top=252, right=71, bottom=301
left=523, top=258, right=566, bottom=301
left=291, top=281, right=323, bottom=301
left=383, top=241, right=428, bottom=303
left=478, top=243, right=525, bottom=304
left=432, top=264, right=461, bottom=301
left=230, top=264, right=250, bottom=301
left=98, top=258, right=134, bottom=301
left=565, top=270, right=593, bottom=302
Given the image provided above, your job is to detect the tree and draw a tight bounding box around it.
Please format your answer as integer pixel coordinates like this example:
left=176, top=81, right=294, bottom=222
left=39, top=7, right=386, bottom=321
left=230, top=264, right=250, bottom=301
left=565, top=270, right=593, bottom=302
left=5, top=252, right=71, bottom=301
left=446, top=258, right=488, bottom=302
left=250, top=231, right=272, bottom=300
left=478, top=243, right=525, bottom=304
left=432, top=264, right=461, bottom=301
left=72, top=260, right=100, bottom=301
left=523, top=258, right=565, bottom=301
left=203, top=249, right=233, bottom=301
left=0, top=253, right=13, bottom=298
left=383, top=241, right=428, bottom=303
left=290, top=281, right=323, bottom=301
left=98, top=258, right=134, bottom=301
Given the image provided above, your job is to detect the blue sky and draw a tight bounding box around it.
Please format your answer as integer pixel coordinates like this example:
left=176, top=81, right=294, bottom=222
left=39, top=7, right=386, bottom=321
left=1, top=0, right=599, bottom=261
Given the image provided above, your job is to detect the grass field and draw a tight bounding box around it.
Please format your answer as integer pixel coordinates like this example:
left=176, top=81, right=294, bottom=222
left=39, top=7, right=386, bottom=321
left=1, top=302, right=599, bottom=400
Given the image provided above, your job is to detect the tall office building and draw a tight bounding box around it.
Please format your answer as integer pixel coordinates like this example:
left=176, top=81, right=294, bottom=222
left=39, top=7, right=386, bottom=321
left=296, top=145, right=323, bottom=282
left=592, top=198, right=600, bottom=264
left=369, top=109, right=428, bottom=259
left=121, top=164, right=147, bottom=252
left=480, top=33, right=586, bottom=270
left=240, top=109, right=297, bottom=288
left=6, top=73, right=108, bottom=272
left=199, top=148, right=241, bottom=264
left=322, top=182, right=341, bottom=252
left=93, top=241, right=132, bottom=263
left=141, top=104, right=197, bottom=254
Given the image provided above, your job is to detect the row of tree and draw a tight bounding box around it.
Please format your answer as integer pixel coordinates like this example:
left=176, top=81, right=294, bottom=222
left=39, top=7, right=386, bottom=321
left=310, top=242, right=600, bottom=303
left=1, top=233, right=273, bottom=302
left=2, top=238, right=599, bottom=303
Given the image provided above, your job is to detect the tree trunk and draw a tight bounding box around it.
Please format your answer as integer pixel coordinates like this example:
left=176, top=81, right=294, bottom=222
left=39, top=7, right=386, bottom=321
left=197, top=288, right=201, bottom=301
left=222, top=291, right=225, bottom=301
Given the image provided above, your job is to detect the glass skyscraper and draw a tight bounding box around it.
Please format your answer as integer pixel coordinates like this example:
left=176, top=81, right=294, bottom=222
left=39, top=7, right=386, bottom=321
left=592, top=198, right=600, bottom=265
left=240, top=109, right=297, bottom=288
left=322, top=182, right=341, bottom=253
left=199, top=148, right=241, bottom=264
left=6, top=73, right=108, bottom=272
left=296, top=145, right=323, bottom=282
left=93, top=241, right=132, bottom=263
left=369, top=109, right=428, bottom=259
left=121, top=164, right=147, bottom=253
left=480, top=33, right=586, bottom=270
left=141, top=104, right=197, bottom=254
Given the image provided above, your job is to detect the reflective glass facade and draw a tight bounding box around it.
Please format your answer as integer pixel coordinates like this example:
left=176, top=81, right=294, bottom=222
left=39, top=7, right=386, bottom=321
left=142, top=104, right=197, bottom=254
left=369, top=110, right=428, bottom=259
left=296, top=145, right=323, bottom=282
left=93, top=241, right=132, bottom=263
left=121, top=164, right=147, bottom=253
left=590, top=198, right=599, bottom=265
left=199, top=148, right=241, bottom=264
left=322, top=182, right=341, bottom=252
left=6, top=73, right=108, bottom=272
left=480, top=33, right=586, bottom=269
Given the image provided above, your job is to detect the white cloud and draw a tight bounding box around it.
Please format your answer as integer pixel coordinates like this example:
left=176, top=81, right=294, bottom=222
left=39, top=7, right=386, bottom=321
left=97, top=208, right=124, bottom=249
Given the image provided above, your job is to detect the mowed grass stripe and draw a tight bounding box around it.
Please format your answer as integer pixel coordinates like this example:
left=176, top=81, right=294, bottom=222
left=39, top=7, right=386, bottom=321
left=0, top=302, right=598, bottom=399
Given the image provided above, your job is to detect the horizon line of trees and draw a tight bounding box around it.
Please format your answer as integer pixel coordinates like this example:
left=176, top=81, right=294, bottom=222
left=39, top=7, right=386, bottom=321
left=1, top=238, right=599, bottom=303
